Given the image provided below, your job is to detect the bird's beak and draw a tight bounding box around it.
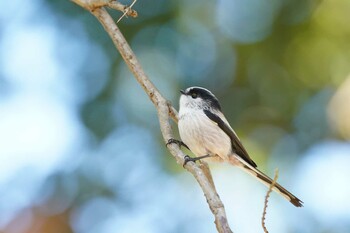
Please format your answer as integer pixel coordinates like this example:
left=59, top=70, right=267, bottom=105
left=180, top=90, right=185, bottom=95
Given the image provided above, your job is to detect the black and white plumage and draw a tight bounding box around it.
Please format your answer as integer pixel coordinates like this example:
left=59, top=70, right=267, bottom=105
left=178, top=86, right=303, bottom=207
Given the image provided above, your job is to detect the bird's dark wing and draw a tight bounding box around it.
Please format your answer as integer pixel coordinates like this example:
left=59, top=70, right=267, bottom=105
left=203, top=109, right=257, bottom=168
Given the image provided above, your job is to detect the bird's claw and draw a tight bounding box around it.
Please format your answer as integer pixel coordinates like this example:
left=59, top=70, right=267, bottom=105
left=183, top=154, right=212, bottom=167
left=166, top=138, right=180, bottom=147
left=166, top=139, right=189, bottom=149
left=183, top=155, right=196, bottom=167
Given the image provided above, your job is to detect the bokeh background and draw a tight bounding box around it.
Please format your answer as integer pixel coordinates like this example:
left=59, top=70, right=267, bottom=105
left=1, top=0, right=350, bottom=232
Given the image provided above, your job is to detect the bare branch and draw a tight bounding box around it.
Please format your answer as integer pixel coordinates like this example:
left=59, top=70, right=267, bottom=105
left=262, top=169, right=279, bottom=233
left=71, top=0, right=107, bottom=10
left=71, top=1, right=233, bottom=232
left=71, top=0, right=137, bottom=18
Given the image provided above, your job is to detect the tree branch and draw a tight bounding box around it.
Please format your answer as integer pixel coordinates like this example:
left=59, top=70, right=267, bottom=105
left=71, top=1, right=233, bottom=232
left=71, top=0, right=137, bottom=17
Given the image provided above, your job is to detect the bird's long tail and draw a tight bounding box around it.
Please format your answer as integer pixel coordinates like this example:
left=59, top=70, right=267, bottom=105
left=231, top=157, right=303, bottom=207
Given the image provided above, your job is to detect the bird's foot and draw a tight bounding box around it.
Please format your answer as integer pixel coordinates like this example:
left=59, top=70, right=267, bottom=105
left=166, top=139, right=189, bottom=150
left=183, top=154, right=211, bottom=167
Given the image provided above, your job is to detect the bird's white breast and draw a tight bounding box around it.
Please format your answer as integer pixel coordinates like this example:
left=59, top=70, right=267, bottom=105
left=178, top=107, right=232, bottom=160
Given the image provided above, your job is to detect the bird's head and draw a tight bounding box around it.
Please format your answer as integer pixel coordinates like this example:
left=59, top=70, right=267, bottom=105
left=179, top=86, right=221, bottom=111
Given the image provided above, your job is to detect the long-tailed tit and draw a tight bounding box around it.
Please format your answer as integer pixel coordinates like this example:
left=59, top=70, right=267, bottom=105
left=171, top=86, right=303, bottom=207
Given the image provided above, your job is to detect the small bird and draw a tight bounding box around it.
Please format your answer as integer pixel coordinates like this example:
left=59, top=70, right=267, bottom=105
left=172, top=86, right=303, bottom=207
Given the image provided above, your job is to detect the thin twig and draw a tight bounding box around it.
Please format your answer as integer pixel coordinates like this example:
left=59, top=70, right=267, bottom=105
left=117, top=0, right=137, bottom=23
left=71, top=1, right=233, bottom=232
left=262, top=169, right=279, bottom=233
left=71, top=0, right=138, bottom=18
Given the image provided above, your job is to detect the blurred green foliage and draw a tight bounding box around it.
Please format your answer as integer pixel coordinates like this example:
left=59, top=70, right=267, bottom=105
left=2, top=0, right=350, bottom=232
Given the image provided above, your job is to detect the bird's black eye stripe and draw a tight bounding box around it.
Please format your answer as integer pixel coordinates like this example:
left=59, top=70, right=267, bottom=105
left=187, top=87, right=222, bottom=111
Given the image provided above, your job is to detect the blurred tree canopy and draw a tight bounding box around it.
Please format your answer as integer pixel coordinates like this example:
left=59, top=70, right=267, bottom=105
left=1, top=0, right=350, bottom=232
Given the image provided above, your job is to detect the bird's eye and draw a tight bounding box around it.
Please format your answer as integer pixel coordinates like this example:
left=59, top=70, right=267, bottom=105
left=191, top=93, right=198, bottom=99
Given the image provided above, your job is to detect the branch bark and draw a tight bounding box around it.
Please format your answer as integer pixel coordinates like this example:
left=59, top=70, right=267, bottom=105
left=71, top=1, right=233, bottom=232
